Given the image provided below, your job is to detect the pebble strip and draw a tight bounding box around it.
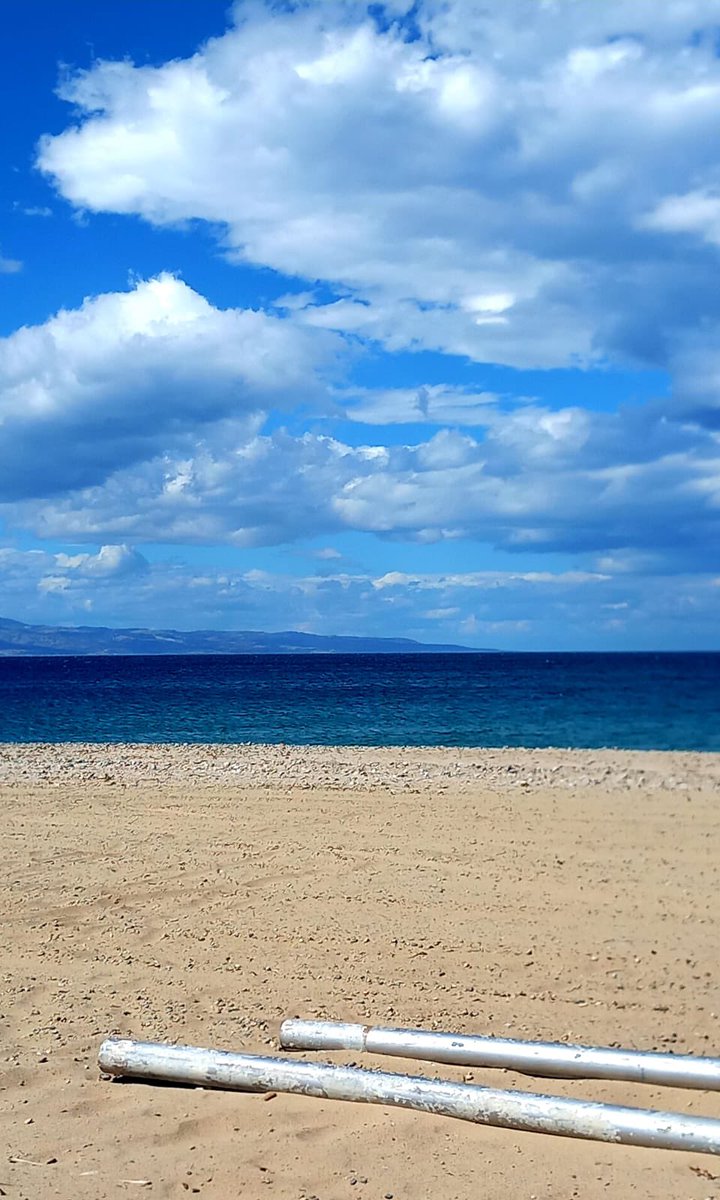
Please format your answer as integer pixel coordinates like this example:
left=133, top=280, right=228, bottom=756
left=0, top=742, right=717, bottom=793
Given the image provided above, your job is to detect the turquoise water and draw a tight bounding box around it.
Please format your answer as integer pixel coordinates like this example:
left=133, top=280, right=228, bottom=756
left=0, top=652, right=718, bottom=750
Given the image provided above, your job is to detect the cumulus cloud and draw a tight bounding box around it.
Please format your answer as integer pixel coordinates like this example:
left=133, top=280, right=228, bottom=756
left=36, top=0, right=720, bottom=389
left=54, top=544, right=148, bottom=578
left=8, top=431, right=356, bottom=546
left=5, top=399, right=720, bottom=570
left=0, top=274, right=338, bottom=500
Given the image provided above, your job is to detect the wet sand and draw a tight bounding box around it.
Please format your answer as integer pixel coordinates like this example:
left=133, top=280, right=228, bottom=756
left=2, top=744, right=719, bottom=1199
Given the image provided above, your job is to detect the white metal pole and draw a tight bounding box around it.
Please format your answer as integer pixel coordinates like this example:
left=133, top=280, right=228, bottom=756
left=280, top=1019, right=720, bottom=1091
left=98, top=1038, right=720, bottom=1155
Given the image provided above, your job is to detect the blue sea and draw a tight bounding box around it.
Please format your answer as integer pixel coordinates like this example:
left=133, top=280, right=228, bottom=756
left=0, top=652, right=718, bottom=750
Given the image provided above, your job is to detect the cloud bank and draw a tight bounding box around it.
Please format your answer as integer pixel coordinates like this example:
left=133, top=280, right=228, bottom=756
left=2, top=544, right=718, bottom=651
left=1, top=0, right=719, bottom=644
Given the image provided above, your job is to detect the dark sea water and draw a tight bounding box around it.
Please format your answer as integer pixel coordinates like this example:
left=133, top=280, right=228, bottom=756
left=0, top=652, right=718, bottom=750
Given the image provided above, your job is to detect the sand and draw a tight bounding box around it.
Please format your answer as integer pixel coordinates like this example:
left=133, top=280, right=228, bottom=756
left=2, top=743, right=720, bottom=1199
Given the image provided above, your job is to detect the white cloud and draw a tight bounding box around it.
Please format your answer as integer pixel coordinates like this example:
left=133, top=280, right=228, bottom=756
left=0, top=274, right=339, bottom=500
left=640, top=190, right=720, bottom=246
left=6, top=397, right=718, bottom=570
left=6, top=431, right=357, bottom=546
left=14, top=203, right=53, bottom=218
left=372, top=570, right=610, bottom=591
left=55, top=544, right=148, bottom=578
left=37, top=574, right=71, bottom=595
left=34, top=545, right=148, bottom=606
left=1, top=542, right=715, bottom=649
left=340, top=384, right=502, bottom=426
left=34, top=1, right=720, bottom=386
left=0, top=249, right=22, bottom=274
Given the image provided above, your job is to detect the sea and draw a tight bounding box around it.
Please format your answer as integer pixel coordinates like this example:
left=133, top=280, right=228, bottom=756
left=0, top=652, right=718, bottom=750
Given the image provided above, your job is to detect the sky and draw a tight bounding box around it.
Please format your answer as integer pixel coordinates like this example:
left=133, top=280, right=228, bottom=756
left=1, top=0, right=720, bottom=650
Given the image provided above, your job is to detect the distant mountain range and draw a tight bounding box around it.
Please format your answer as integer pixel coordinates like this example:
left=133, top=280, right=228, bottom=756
left=0, top=616, right=492, bottom=656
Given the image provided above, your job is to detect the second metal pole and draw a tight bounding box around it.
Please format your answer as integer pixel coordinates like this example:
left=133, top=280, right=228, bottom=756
left=280, top=1019, right=720, bottom=1091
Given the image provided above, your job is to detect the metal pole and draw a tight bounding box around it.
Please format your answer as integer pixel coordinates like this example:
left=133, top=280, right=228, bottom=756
left=280, top=1019, right=720, bottom=1092
left=99, top=1038, right=720, bottom=1155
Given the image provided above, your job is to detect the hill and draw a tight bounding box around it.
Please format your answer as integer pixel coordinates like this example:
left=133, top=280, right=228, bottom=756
left=0, top=617, right=491, bottom=656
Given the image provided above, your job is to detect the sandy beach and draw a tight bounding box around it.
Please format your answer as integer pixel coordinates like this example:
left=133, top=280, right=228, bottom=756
left=2, top=743, right=720, bottom=1199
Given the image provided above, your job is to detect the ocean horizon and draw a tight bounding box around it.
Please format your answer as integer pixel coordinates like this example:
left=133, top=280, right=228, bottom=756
left=0, top=651, right=718, bottom=751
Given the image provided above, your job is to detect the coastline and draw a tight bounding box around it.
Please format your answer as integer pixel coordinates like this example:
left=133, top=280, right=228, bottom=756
left=3, top=744, right=719, bottom=1198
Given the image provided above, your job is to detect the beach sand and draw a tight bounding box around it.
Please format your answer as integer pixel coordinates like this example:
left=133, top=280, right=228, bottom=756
left=2, top=743, right=720, bottom=1199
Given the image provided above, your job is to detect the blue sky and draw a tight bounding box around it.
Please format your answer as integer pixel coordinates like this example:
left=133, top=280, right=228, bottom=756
left=1, top=0, right=720, bottom=649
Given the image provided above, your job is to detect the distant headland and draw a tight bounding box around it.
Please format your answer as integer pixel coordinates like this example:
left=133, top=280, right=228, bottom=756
left=0, top=616, right=493, bottom=656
